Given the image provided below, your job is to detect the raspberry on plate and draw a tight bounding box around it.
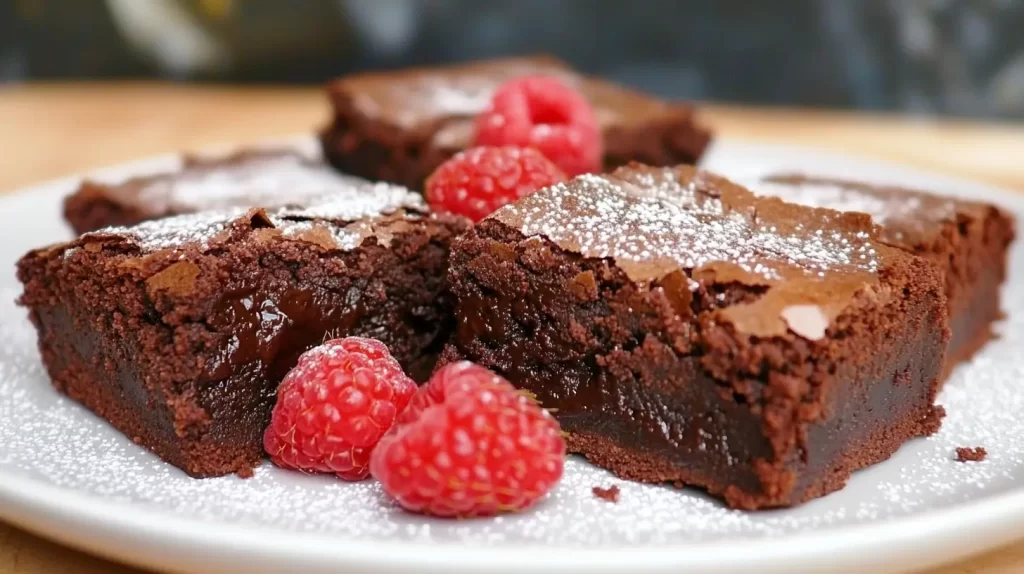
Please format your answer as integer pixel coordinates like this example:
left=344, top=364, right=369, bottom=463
left=473, top=75, right=602, bottom=177
left=263, top=337, right=416, bottom=481
left=370, top=361, right=566, bottom=518
left=425, top=146, right=566, bottom=222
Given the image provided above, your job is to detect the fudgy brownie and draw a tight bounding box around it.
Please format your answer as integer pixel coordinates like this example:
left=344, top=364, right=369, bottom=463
left=440, top=164, right=949, bottom=509
left=19, top=188, right=470, bottom=478
left=321, top=56, right=713, bottom=191
left=754, top=174, right=1015, bottom=376
left=63, top=148, right=368, bottom=234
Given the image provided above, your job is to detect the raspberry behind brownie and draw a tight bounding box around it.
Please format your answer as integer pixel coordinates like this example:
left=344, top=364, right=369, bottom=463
left=63, top=148, right=369, bottom=234
left=441, top=164, right=949, bottom=509
left=754, top=174, right=1015, bottom=377
left=321, top=57, right=712, bottom=191
left=19, top=188, right=470, bottom=478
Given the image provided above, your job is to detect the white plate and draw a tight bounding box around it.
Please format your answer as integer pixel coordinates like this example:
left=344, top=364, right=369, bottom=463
left=0, top=137, right=1021, bottom=574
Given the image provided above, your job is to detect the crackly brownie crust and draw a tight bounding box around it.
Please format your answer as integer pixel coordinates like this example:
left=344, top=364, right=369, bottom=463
left=20, top=192, right=470, bottom=478
left=440, top=164, right=948, bottom=509
left=63, top=148, right=370, bottom=234
left=320, top=56, right=713, bottom=191
left=756, top=174, right=1016, bottom=376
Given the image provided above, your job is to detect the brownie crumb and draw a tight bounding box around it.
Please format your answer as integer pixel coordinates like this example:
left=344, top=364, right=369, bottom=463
left=955, top=447, right=987, bottom=462
left=592, top=485, right=620, bottom=503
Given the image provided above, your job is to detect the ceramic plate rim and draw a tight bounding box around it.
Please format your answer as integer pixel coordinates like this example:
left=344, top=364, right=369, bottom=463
left=4, top=467, right=1024, bottom=574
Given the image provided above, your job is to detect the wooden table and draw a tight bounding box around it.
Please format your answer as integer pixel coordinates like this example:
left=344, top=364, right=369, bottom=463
left=0, top=83, right=1021, bottom=574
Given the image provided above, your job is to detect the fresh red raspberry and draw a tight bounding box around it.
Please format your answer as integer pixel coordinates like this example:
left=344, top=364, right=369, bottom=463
left=473, top=75, right=602, bottom=176
left=425, top=146, right=566, bottom=222
left=263, top=337, right=416, bottom=481
left=370, top=361, right=566, bottom=517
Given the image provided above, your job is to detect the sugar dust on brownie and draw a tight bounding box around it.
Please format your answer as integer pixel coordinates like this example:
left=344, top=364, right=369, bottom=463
left=753, top=174, right=1015, bottom=380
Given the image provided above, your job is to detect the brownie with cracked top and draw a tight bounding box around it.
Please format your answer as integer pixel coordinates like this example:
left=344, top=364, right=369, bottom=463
left=753, top=174, right=1015, bottom=378
left=19, top=187, right=470, bottom=478
left=440, top=163, right=949, bottom=509
left=321, top=56, right=713, bottom=191
left=63, top=148, right=368, bottom=234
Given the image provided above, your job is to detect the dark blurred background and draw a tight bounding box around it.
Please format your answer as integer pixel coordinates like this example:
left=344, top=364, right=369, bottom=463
left=3, top=0, right=1023, bottom=118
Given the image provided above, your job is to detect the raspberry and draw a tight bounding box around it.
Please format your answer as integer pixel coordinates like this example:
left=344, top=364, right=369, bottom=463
left=370, top=361, right=565, bottom=517
left=473, top=75, right=602, bottom=177
left=263, top=337, right=416, bottom=481
left=425, top=146, right=566, bottom=222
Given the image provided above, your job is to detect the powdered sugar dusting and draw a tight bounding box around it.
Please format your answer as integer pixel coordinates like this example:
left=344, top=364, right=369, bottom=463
left=278, top=181, right=426, bottom=221
left=492, top=169, right=880, bottom=282
left=84, top=180, right=426, bottom=253
left=753, top=180, right=897, bottom=223
left=414, top=81, right=493, bottom=116
left=138, top=153, right=394, bottom=215
left=86, top=210, right=244, bottom=251
left=348, top=58, right=570, bottom=123
left=274, top=219, right=363, bottom=251
left=747, top=176, right=966, bottom=248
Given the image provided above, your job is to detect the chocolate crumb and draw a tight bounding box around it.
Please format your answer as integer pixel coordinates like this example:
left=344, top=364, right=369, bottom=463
left=955, top=446, right=987, bottom=462
left=592, top=484, right=620, bottom=503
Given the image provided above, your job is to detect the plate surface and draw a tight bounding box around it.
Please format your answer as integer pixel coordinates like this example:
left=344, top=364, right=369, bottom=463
left=1, top=137, right=1021, bottom=574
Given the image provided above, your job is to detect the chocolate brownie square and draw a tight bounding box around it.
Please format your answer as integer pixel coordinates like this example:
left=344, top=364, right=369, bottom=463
left=321, top=56, right=713, bottom=191
left=19, top=188, right=470, bottom=477
left=63, top=148, right=367, bottom=234
left=440, top=164, right=949, bottom=509
left=754, top=174, right=1015, bottom=377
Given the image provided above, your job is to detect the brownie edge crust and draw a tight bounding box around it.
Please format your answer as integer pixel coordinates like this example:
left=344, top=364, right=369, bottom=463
left=440, top=165, right=949, bottom=509
left=18, top=206, right=469, bottom=478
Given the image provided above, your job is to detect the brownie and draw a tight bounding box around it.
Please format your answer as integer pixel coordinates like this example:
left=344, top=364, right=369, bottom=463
left=753, top=174, right=1015, bottom=377
left=320, top=56, right=713, bottom=191
left=955, top=447, right=987, bottom=462
left=19, top=187, right=470, bottom=478
left=592, top=485, right=621, bottom=503
left=63, top=148, right=368, bottom=234
left=439, top=164, right=949, bottom=509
